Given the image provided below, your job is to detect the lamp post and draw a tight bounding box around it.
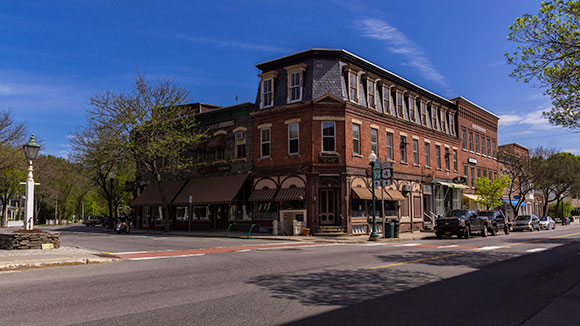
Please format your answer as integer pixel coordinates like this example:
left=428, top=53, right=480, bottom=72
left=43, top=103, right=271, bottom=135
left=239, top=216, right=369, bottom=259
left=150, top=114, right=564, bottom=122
left=108, top=171, right=114, bottom=228
left=369, top=151, right=379, bottom=241
left=22, top=135, right=40, bottom=231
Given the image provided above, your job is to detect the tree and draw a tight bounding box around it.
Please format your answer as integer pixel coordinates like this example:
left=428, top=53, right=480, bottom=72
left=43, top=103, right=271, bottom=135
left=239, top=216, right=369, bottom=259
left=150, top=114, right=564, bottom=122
left=84, top=74, right=204, bottom=230
left=549, top=200, right=573, bottom=218
left=0, top=149, right=25, bottom=227
left=530, top=146, right=559, bottom=215
left=546, top=152, right=580, bottom=218
left=506, top=0, right=580, bottom=130
left=498, top=149, right=534, bottom=217
left=474, top=175, right=511, bottom=210
left=70, top=122, right=135, bottom=225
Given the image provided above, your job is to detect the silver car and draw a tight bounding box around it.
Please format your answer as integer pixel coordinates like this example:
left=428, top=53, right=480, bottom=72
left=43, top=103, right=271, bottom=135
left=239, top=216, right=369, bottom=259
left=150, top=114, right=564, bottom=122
left=539, top=216, right=556, bottom=230
left=513, top=215, right=541, bottom=232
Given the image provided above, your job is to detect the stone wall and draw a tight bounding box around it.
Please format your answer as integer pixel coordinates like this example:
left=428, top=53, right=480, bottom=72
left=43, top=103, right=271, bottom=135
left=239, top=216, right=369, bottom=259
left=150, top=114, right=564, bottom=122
left=0, top=232, right=61, bottom=250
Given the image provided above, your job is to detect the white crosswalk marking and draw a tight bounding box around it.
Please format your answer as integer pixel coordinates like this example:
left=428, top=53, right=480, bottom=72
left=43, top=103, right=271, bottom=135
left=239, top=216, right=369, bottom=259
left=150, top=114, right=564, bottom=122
left=236, top=249, right=252, bottom=253
left=394, top=243, right=420, bottom=247
left=437, top=245, right=458, bottom=249
left=128, top=254, right=205, bottom=261
left=526, top=248, right=548, bottom=253
left=477, top=246, right=505, bottom=251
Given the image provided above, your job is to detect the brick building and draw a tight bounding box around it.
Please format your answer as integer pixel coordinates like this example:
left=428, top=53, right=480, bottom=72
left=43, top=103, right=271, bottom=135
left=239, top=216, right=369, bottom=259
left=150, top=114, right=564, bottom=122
left=132, top=102, right=254, bottom=231
left=453, top=97, right=501, bottom=209
left=249, top=49, right=499, bottom=235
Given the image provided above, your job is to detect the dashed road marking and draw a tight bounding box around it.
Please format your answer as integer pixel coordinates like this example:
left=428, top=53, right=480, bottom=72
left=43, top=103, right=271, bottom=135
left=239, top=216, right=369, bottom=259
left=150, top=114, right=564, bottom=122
left=236, top=249, right=252, bottom=253
left=526, top=248, right=548, bottom=253
left=437, top=245, right=458, bottom=249
left=476, top=246, right=505, bottom=251
left=394, top=243, right=421, bottom=247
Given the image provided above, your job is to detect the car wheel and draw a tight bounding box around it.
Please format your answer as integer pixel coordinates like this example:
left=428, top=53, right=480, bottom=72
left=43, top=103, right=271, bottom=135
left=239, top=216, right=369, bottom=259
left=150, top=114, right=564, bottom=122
left=481, top=226, right=487, bottom=237
left=436, top=232, right=443, bottom=239
left=464, top=226, right=471, bottom=239
left=491, top=226, right=497, bottom=236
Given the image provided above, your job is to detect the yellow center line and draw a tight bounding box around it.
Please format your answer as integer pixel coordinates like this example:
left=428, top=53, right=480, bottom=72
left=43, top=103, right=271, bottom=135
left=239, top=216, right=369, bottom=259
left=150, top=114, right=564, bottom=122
left=369, top=230, right=580, bottom=270
left=369, top=253, right=464, bottom=270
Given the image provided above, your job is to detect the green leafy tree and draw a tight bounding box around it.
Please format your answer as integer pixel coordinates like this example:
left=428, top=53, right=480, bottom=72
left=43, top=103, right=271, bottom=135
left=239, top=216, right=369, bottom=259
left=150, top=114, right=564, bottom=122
left=0, top=149, right=26, bottom=227
left=474, top=175, right=511, bottom=210
left=506, top=0, right=580, bottom=130
left=84, top=74, right=204, bottom=230
left=549, top=200, right=574, bottom=218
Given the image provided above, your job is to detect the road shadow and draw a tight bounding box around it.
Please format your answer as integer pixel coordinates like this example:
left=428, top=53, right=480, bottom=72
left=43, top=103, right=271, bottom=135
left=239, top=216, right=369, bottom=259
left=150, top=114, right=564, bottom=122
left=375, top=250, right=522, bottom=269
left=248, top=268, right=441, bottom=307
left=280, top=241, right=580, bottom=326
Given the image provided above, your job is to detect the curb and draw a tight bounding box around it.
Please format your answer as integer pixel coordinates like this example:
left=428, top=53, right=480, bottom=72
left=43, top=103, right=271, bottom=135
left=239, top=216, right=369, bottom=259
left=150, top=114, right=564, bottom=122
left=0, top=256, right=118, bottom=271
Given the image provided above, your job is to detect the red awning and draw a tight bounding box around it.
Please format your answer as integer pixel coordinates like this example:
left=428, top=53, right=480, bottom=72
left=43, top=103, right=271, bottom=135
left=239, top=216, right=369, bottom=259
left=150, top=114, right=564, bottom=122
left=131, top=180, right=187, bottom=206
left=173, top=173, right=248, bottom=205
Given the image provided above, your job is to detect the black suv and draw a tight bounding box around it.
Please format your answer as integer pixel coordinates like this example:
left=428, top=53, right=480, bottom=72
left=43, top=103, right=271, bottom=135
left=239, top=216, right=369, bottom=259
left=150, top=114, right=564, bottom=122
left=435, top=209, right=490, bottom=239
left=478, top=210, right=510, bottom=235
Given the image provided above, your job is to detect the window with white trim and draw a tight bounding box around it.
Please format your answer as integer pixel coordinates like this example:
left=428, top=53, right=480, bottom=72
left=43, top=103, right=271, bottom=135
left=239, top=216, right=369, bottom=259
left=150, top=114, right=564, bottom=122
left=449, top=115, right=455, bottom=135
left=453, top=149, right=458, bottom=171
left=425, top=142, right=431, bottom=167
left=444, top=147, right=450, bottom=170
left=420, top=101, right=427, bottom=126
left=396, top=92, right=403, bottom=117
left=261, top=78, right=273, bottom=108
left=383, top=86, right=390, bottom=114
left=353, top=124, right=361, bottom=155
left=288, top=123, right=299, bottom=155
left=482, top=137, right=486, bottom=156
left=260, top=128, right=271, bottom=158
left=440, top=110, right=447, bottom=133
left=349, top=71, right=358, bottom=103
left=386, top=132, right=393, bottom=160
left=469, top=131, right=474, bottom=152
left=487, top=137, right=491, bottom=157
left=371, top=128, right=378, bottom=156
left=475, top=133, right=480, bottom=154
left=400, top=135, right=407, bottom=163
left=413, top=139, right=419, bottom=164
left=432, top=106, right=438, bottom=131
left=492, top=140, right=497, bottom=158
left=289, top=71, right=302, bottom=103
left=435, top=145, right=441, bottom=169
left=368, top=80, right=375, bottom=108
left=409, top=97, right=416, bottom=122
left=462, top=128, right=467, bottom=150
left=322, top=121, right=336, bottom=152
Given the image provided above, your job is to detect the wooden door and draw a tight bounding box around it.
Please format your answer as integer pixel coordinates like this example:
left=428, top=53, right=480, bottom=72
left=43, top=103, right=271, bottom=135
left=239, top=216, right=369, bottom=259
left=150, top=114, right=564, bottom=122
left=319, top=189, right=338, bottom=225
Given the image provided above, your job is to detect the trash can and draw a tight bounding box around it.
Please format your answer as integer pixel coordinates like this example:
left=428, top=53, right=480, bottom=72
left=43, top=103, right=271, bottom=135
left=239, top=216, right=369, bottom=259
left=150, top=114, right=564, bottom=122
left=393, top=219, right=400, bottom=238
left=385, top=221, right=394, bottom=238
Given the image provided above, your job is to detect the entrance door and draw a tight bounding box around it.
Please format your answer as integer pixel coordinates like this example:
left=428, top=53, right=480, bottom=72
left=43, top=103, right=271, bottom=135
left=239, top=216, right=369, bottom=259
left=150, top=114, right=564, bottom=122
left=319, top=189, right=338, bottom=225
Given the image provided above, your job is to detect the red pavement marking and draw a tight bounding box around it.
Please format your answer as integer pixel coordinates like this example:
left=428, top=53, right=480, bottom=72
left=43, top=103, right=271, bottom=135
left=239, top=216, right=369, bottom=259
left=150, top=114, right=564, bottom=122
left=113, top=242, right=319, bottom=259
left=414, top=244, right=478, bottom=249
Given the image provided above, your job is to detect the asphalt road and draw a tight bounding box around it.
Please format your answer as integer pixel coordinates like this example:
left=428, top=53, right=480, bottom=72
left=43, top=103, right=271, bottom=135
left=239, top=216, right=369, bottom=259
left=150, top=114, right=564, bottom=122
left=0, top=225, right=579, bottom=326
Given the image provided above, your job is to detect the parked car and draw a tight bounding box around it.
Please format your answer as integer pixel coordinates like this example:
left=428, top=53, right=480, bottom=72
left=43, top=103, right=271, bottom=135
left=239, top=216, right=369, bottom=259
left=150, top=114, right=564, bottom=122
left=478, top=210, right=510, bottom=235
left=512, top=215, right=541, bottom=232
left=82, top=215, right=103, bottom=227
left=435, top=209, right=489, bottom=239
left=539, top=216, right=556, bottom=230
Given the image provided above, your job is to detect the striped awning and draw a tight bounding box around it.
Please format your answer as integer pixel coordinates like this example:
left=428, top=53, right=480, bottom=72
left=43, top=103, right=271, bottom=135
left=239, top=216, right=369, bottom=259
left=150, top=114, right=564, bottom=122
left=275, top=187, right=305, bottom=201
left=464, top=194, right=481, bottom=201
left=249, top=188, right=277, bottom=202
left=437, top=181, right=468, bottom=189
left=131, top=180, right=187, bottom=207
left=173, top=173, right=248, bottom=205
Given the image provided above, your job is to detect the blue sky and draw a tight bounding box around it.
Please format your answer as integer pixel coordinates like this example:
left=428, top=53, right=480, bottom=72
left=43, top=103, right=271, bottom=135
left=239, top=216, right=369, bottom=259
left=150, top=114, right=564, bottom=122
left=1, top=0, right=577, bottom=157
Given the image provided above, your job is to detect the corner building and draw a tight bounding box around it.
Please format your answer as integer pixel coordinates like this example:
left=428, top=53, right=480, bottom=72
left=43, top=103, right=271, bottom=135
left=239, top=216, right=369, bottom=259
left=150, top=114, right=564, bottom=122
left=251, top=49, right=485, bottom=235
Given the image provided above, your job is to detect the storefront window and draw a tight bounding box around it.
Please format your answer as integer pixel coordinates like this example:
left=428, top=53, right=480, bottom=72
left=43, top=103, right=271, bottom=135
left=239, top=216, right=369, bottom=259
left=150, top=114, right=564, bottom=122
left=351, top=199, right=366, bottom=217
left=176, top=206, right=188, bottom=221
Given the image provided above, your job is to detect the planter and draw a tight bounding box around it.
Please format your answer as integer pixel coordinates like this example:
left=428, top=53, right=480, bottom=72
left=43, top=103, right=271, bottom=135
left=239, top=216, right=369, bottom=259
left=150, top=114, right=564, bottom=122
left=302, top=228, right=310, bottom=236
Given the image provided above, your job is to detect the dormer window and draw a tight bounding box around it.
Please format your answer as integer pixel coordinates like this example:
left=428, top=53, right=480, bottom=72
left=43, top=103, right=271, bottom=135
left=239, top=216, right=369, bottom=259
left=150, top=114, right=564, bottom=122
left=409, top=96, right=416, bottom=122
left=449, top=114, right=456, bottom=136
left=349, top=71, right=358, bottom=103
left=440, top=110, right=447, bottom=133
left=285, top=63, right=306, bottom=104
left=258, top=70, right=278, bottom=109
left=368, top=81, right=375, bottom=108
left=396, top=91, right=403, bottom=118
left=382, top=85, right=391, bottom=115
left=420, top=101, right=427, bottom=126
left=431, top=106, right=438, bottom=131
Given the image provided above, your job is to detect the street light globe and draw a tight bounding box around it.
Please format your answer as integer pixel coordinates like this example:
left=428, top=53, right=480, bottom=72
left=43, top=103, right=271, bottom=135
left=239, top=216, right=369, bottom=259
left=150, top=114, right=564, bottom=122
left=23, top=134, right=41, bottom=162
left=368, top=151, right=377, bottom=163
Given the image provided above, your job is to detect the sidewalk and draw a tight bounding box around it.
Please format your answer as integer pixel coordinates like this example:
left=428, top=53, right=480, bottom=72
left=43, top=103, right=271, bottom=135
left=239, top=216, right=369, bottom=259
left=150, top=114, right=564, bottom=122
left=0, top=246, right=118, bottom=271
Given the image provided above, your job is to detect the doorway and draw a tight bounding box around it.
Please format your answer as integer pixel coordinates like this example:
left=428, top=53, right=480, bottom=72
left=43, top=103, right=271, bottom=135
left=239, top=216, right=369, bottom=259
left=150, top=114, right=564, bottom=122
left=319, top=189, right=338, bottom=226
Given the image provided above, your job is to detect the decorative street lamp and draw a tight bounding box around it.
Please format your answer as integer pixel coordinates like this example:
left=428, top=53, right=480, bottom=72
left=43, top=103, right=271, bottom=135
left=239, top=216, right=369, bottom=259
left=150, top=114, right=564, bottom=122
left=22, top=135, right=40, bottom=231
left=368, top=151, right=379, bottom=241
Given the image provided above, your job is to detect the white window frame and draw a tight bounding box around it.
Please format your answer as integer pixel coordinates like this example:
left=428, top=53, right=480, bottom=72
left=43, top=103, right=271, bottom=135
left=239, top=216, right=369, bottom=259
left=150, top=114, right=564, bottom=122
left=425, top=142, right=431, bottom=167
left=412, top=139, right=419, bottom=164
left=383, top=85, right=391, bottom=114
left=288, top=123, right=300, bottom=155
left=420, top=101, right=427, bottom=126
left=386, top=131, right=394, bottom=160
left=409, top=96, right=416, bottom=122
left=370, top=128, right=379, bottom=156
left=258, top=71, right=278, bottom=109
left=260, top=128, right=271, bottom=158
left=449, top=114, right=455, bottom=136
left=367, top=79, right=376, bottom=109
left=285, top=63, right=306, bottom=104
left=453, top=149, right=458, bottom=171
left=262, top=78, right=273, bottom=108
left=396, top=91, right=403, bottom=118
left=348, top=71, right=358, bottom=103
left=440, top=110, right=447, bottom=133
left=321, top=121, right=336, bottom=152
left=475, top=133, right=480, bottom=154
left=432, top=106, right=439, bottom=131
left=353, top=123, right=361, bottom=155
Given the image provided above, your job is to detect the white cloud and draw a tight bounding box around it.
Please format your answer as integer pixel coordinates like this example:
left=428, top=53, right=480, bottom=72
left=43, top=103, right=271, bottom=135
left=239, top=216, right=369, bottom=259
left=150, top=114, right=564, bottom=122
left=358, top=18, right=452, bottom=93
left=177, top=35, right=289, bottom=53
